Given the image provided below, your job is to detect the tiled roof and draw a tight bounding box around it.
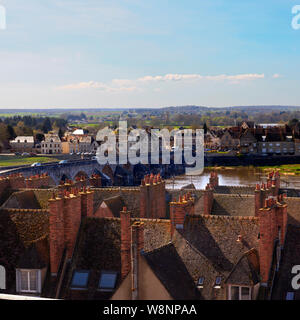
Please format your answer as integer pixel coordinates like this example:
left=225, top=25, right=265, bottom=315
left=172, top=215, right=259, bottom=299
left=181, top=183, right=196, bottom=190
left=2, top=190, right=53, bottom=210
left=225, top=249, right=260, bottom=286
left=61, top=217, right=171, bottom=299
left=93, top=188, right=141, bottom=217
left=0, top=209, right=49, bottom=293
left=143, top=244, right=203, bottom=300
left=214, top=185, right=254, bottom=195
left=102, top=196, right=126, bottom=217
left=211, top=194, right=255, bottom=216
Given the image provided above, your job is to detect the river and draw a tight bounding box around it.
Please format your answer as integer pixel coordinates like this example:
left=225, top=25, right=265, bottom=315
left=165, top=167, right=300, bottom=190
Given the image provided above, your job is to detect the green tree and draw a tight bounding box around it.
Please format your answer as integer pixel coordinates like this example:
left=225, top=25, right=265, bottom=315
left=42, top=118, right=52, bottom=133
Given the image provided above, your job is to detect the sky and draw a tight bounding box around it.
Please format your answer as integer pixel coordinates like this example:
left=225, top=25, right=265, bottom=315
left=0, top=0, right=300, bottom=109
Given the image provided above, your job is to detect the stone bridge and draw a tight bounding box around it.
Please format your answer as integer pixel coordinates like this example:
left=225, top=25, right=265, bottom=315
left=0, top=160, right=185, bottom=186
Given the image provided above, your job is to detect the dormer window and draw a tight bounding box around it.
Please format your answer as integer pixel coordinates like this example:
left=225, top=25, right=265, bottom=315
left=229, top=285, right=251, bottom=300
left=16, top=269, right=41, bottom=294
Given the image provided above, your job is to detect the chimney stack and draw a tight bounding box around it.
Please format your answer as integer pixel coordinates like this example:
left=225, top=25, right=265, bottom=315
left=203, top=183, right=214, bottom=215
left=258, top=195, right=287, bottom=285
left=131, top=221, right=144, bottom=300
left=120, top=207, right=131, bottom=280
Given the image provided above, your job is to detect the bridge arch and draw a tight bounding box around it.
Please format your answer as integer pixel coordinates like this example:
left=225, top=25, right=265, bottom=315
left=60, top=174, right=70, bottom=182
left=74, top=170, right=89, bottom=180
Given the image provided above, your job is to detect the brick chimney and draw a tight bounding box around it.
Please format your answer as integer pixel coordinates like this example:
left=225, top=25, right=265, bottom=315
left=140, top=173, right=166, bottom=219
left=48, top=193, right=64, bottom=274
left=80, top=187, right=94, bottom=217
left=258, top=195, right=287, bottom=284
left=272, top=171, right=280, bottom=196
left=170, top=193, right=194, bottom=235
left=203, top=183, right=214, bottom=215
left=120, top=207, right=131, bottom=280
left=255, top=183, right=268, bottom=217
left=48, top=188, right=83, bottom=274
left=131, top=221, right=144, bottom=300
left=25, top=173, right=50, bottom=188
left=63, top=189, right=82, bottom=259
left=209, top=171, right=219, bottom=188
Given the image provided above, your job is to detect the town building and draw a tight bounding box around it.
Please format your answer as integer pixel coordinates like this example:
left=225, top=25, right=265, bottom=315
left=41, top=133, right=62, bottom=154
left=0, top=170, right=300, bottom=300
left=9, top=136, right=34, bottom=153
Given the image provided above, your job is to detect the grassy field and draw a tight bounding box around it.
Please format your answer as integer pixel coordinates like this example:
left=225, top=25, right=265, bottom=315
left=0, top=155, right=60, bottom=167
left=206, top=164, right=300, bottom=175
left=258, top=164, right=300, bottom=175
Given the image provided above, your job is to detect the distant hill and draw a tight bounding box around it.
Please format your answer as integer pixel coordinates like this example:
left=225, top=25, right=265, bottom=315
left=1, top=105, right=300, bottom=116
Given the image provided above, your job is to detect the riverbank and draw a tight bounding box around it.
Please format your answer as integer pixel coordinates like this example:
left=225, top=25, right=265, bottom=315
left=206, top=164, right=300, bottom=175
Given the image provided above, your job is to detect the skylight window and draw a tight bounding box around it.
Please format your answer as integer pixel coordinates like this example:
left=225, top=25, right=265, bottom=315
left=197, top=277, right=204, bottom=288
left=286, top=292, right=294, bottom=300
left=214, top=276, right=222, bottom=288
left=71, top=270, right=89, bottom=289
left=98, top=271, right=117, bottom=291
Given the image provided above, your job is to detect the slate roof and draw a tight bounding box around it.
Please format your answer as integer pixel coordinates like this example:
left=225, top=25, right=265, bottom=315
left=181, top=183, right=196, bottom=190
left=3, top=190, right=42, bottom=209
left=214, top=185, right=254, bottom=195
left=61, top=217, right=172, bottom=300
left=102, top=196, right=126, bottom=217
left=211, top=194, right=255, bottom=216
left=0, top=209, right=49, bottom=293
left=143, top=243, right=203, bottom=300
left=17, top=238, right=49, bottom=269
left=93, top=188, right=141, bottom=217
left=172, top=215, right=259, bottom=299
left=2, top=190, right=53, bottom=210
left=225, top=249, right=260, bottom=286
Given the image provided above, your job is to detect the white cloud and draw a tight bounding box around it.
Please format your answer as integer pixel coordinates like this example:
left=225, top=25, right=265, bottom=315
left=58, top=81, right=137, bottom=93
left=58, top=72, right=265, bottom=93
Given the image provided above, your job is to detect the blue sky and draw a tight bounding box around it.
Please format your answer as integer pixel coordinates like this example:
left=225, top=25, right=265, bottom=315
left=0, top=0, right=300, bottom=108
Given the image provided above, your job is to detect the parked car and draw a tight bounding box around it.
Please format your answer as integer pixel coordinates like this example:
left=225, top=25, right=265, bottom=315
left=31, top=162, right=41, bottom=167
left=59, top=160, right=69, bottom=165
left=21, top=152, right=30, bottom=156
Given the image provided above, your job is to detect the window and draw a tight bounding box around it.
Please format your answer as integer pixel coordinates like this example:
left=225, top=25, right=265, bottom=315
left=0, top=265, right=5, bottom=290
left=197, top=277, right=204, bottom=288
left=286, top=292, right=294, bottom=300
left=229, top=286, right=251, bottom=300
left=17, top=269, right=40, bottom=293
left=98, top=271, right=117, bottom=291
left=214, top=276, right=222, bottom=288
left=71, top=270, right=89, bottom=289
